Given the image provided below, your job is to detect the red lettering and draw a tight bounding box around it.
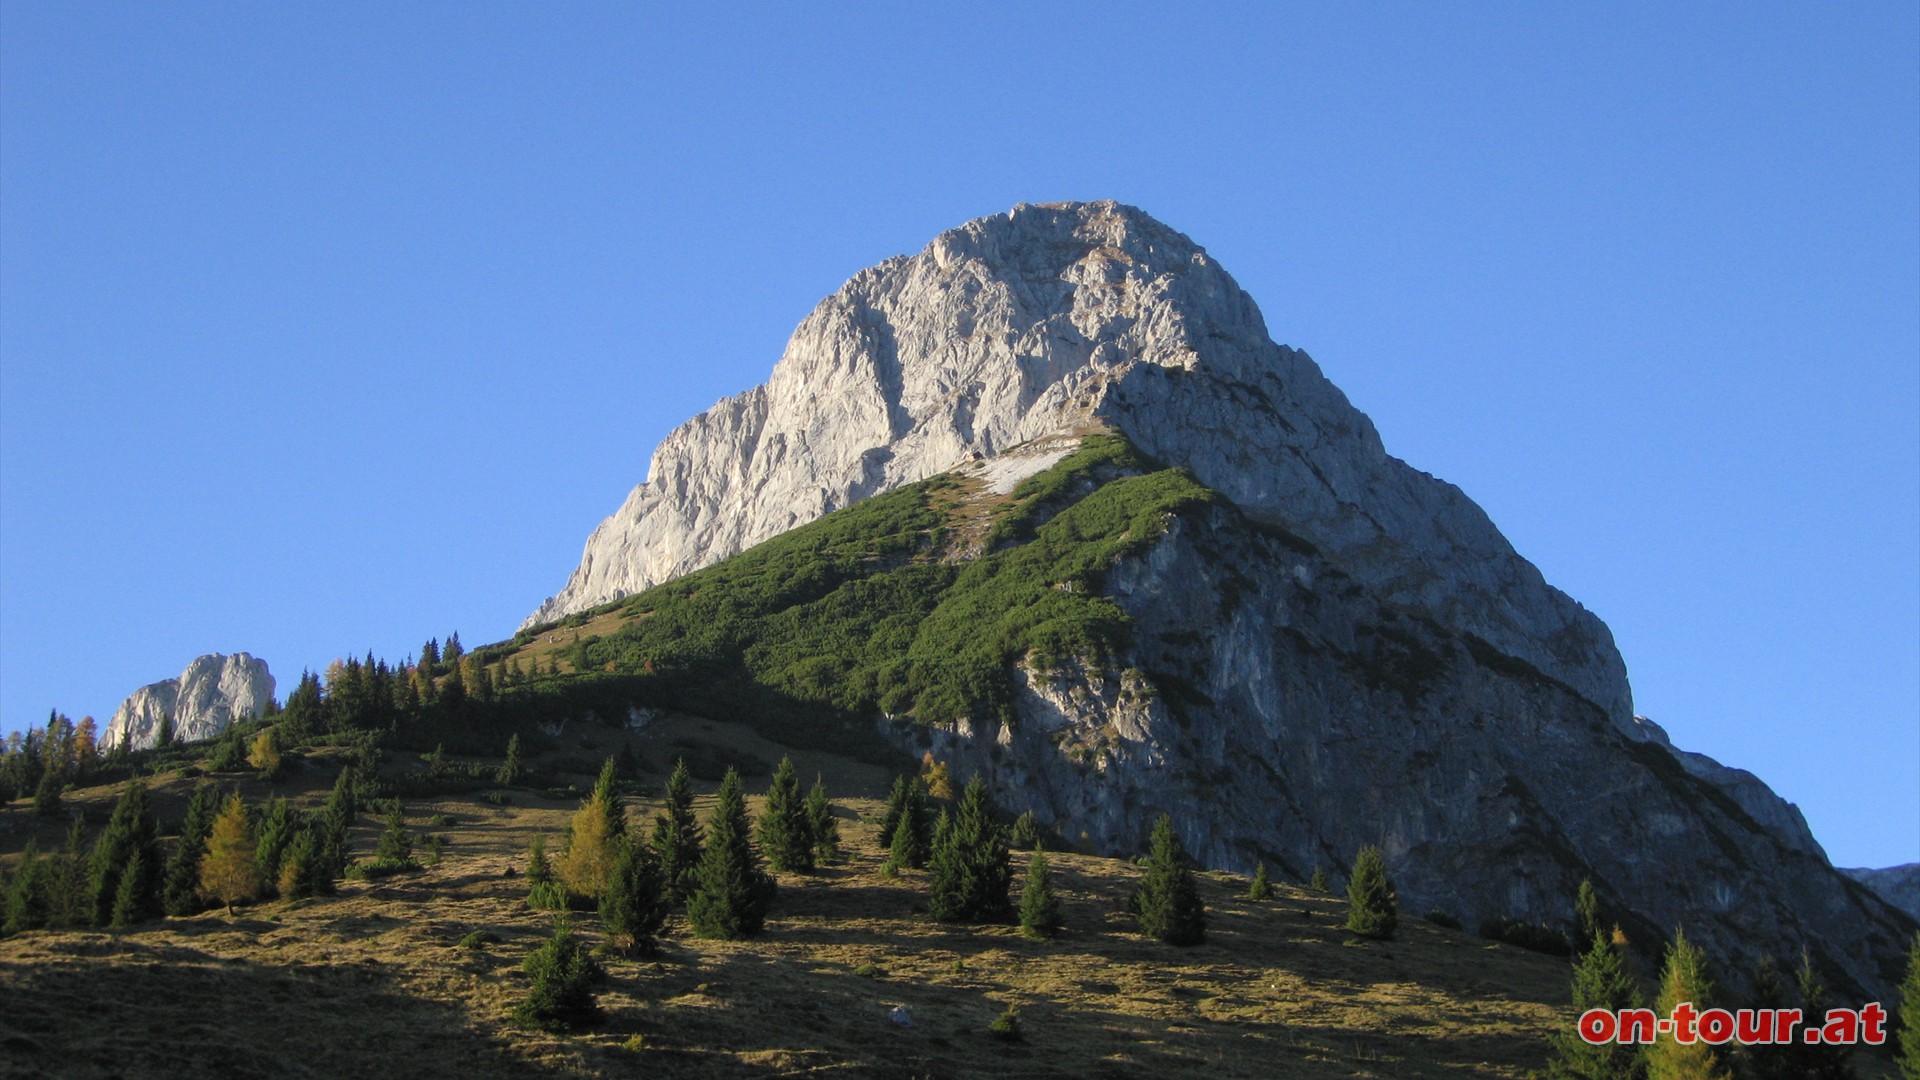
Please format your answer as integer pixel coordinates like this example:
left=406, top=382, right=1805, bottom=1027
left=1670, top=1002, right=1699, bottom=1044
left=1775, top=1007, right=1802, bottom=1045
left=1618, top=1008, right=1657, bottom=1045
left=1821, top=1008, right=1859, bottom=1045
left=1861, top=1002, right=1887, bottom=1045
left=1734, top=1008, right=1770, bottom=1044
left=1578, top=1009, right=1616, bottom=1044
left=1697, top=1008, right=1734, bottom=1045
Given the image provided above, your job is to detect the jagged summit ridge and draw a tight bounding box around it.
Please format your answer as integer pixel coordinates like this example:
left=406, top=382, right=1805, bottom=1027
left=103, top=652, right=274, bottom=751
left=528, top=200, right=1628, bottom=727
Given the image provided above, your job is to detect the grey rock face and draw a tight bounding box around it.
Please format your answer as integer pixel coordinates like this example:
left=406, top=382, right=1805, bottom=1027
left=1844, top=864, right=1920, bottom=922
left=103, top=653, right=275, bottom=751
left=527, top=202, right=1625, bottom=734
left=897, top=496, right=1910, bottom=999
left=1625, top=714, right=1828, bottom=861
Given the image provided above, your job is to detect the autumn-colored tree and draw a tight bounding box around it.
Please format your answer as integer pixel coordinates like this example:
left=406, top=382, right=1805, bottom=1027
left=1646, top=929, right=1730, bottom=1080
left=920, top=753, right=955, bottom=801
left=559, top=769, right=624, bottom=898
left=248, top=729, right=282, bottom=778
left=199, top=794, right=262, bottom=915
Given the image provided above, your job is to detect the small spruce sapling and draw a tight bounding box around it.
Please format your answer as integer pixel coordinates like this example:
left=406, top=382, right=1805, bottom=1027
left=514, top=915, right=601, bottom=1031
left=1343, top=846, right=1396, bottom=940
left=1018, top=845, right=1062, bottom=940
left=1246, top=862, right=1272, bottom=902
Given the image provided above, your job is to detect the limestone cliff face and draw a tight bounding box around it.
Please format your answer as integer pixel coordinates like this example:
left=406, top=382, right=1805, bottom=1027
left=527, top=201, right=1624, bottom=730
left=1845, top=864, right=1920, bottom=922
left=902, top=496, right=1909, bottom=998
left=103, top=653, right=274, bottom=751
left=528, top=201, right=1910, bottom=994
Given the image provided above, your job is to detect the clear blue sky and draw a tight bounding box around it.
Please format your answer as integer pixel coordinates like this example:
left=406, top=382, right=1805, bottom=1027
left=3, top=4, right=1914, bottom=868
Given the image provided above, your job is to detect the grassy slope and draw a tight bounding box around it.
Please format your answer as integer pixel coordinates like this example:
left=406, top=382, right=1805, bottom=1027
left=0, top=722, right=1578, bottom=1079
left=489, top=434, right=1211, bottom=746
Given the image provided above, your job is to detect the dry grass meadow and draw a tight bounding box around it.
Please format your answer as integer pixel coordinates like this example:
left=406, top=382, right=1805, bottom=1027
left=1, top=716, right=1589, bottom=1079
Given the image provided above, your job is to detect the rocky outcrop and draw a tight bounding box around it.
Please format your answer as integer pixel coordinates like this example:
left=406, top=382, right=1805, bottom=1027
left=103, top=654, right=275, bottom=751
left=1624, top=715, right=1827, bottom=861
left=898, top=491, right=1912, bottom=999
left=1844, top=864, right=1920, bottom=922
left=526, top=202, right=1624, bottom=733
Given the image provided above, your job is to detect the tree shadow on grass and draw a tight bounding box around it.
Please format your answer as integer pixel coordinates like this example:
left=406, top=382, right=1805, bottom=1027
left=0, top=937, right=567, bottom=1080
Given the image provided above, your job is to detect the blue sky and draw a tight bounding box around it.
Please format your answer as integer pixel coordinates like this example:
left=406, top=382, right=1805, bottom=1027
left=2, top=4, right=1914, bottom=868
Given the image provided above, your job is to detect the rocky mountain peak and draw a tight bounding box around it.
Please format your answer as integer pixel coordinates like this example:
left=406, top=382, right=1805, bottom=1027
left=102, top=653, right=274, bottom=751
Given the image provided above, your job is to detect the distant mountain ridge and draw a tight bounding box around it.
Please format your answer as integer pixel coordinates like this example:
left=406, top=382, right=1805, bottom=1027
left=523, top=202, right=1914, bottom=996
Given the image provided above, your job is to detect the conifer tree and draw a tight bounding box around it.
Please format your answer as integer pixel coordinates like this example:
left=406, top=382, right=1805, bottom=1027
left=651, top=759, right=703, bottom=902
left=163, top=781, right=220, bottom=916
left=87, top=779, right=162, bottom=927
left=1309, top=866, right=1329, bottom=893
left=1343, top=845, right=1397, bottom=940
left=514, top=915, right=600, bottom=1030
left=207, top=727, right=247, bottom=772
left=600, top=837, right=669, bottom=955
left=882, top=802, right=920, bottom=877
left=882, top=778, right=933, bottom=869
left=685, top=767, right=775, bottom=939
left=1645, top=929, right=1730, bottom=1080
left=590, top=756, right=626, bottom=838
left=1898, top=932, right=1920, bottom=1080
left=496, top=733, right=525, bottom=786
left=277, top=827, right=320, bottom=900
left=4, top=842, right=50, bottom=935
left=805, top=774, right=840, bottom=865
left=155, top=714, right=175, bottom=750
left=424, top=743, right=448, bottom=778
left=1135, top=814, right=1205, bottom=945
left=1544, top=930, right=1643, bottom=1080
left=317, top=766, right=357, bottom=886
left=1743, top=959, right=1798, bottom=1080
left=32, top=765, right=64, bottom=818
left=248, top=729, right=282, bottom=779
left=1009, top=811, right=1043, bottom=851
left=756, top=756, right=814, bottom=874
left=920, top=754, right=955, bottom=800
left=1779, top=951, right=1853, bottom=1080
left=1576, top=878, right=1605, bottom=948
left=253, top=797, right=297, bottom=891
left=928, top=775, right=1012, bottom=923
left=1227, top=858, right=1262, bottom=900
left=877, top=774, right=909, bottom=850
left=54, top=817, right=92, bottom=928
left=199, top=794, right=261, bottom=915
left=1018, top=844, right=1062, bottom=939
left=374, top=802, right=415, bottom=868
left=109, top=848, right=151, bottom=928
left=525, top=835, right=569, bottom=910
left=559, top=771, right=623, bottom=898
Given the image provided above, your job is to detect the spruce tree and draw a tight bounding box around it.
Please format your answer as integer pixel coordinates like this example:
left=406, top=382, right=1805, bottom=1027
left=1309, top=866, right=1328, bottom=893
left=318, top=766, right=357, bottom=888
left=4, top=842, right=50, bottom=935
left=882, top=802, right=920, bottom=877
left=1575, top=878, right=1605, bottom=947
left=375, top=802, right=415, bottom=868
left=806, top=774, right=841, bottom=865
left=54, top=817, right=91, bottom=928
left=163, top=781, right=220, bottom=916
left=600, top=837, right=669, bottom=955
left=109, top=848, right=151, bottom=929
left=199, top=793, right=261, bottom=915
left=928, top=774, right=1012, bottom=923
left=1246, top=863, right=1272, bottom=902
left=277, top=827, right=320, bottom=900
left=32, top=766, right=63, bottom=817
left=514, top=915, right=600, bottom=1030
left=1898, top=932, right=1920, bottom=1080
left=685, top=768, right=775, bottom=939
left=86, top=779, right=162, bottom=927
left=1343, top=845, right=1397, bottom=940
left=1544, top=930, right=1643, bottom=1080
left=1018, top=844, right=1062, bottom=939
left=877, top=774, right=911, bottom=851
left=496, top=734, right=525, bottom=786
left=651, top=759, right=703, bottom=902
left=1779, top=951, right=1853, bottom=1080
left=526, top=835, right=569, bottom=910
left=1009, top=811, right=1043, bottom=851
left=1744, top=959, right=1798, bottom=1080
left=1645, top=929, right=1729, bottom=1080
left=756, top=756, right=814, bottom=874
left=587, top=753, right=625, bottom=837
left=1135, top=814, right=1205, bottom=945
left=254, top=797, right=297, bottom=891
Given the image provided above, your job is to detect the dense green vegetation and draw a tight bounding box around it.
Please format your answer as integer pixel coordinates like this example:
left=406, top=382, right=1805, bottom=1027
left=571, top=433, right=1214, bottom=731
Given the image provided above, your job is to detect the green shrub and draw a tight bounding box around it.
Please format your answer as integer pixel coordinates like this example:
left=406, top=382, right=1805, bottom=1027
left=457, top=930, right=500, bottom=950
left=987, top=1005, right=1022, bottom=1042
